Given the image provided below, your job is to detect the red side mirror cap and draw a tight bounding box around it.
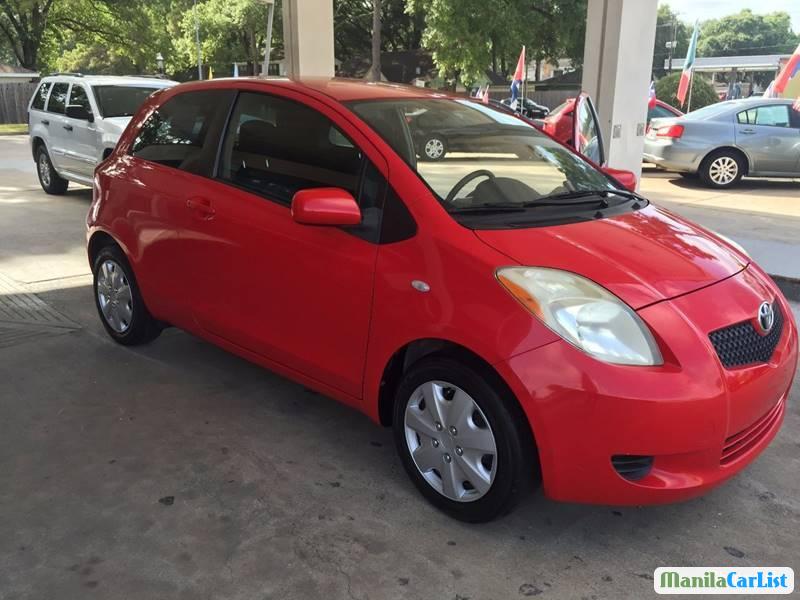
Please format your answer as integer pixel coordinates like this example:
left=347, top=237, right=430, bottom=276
left=601, top=167, right=638, bottom=192
left=291, top=188, right=362, bottom=226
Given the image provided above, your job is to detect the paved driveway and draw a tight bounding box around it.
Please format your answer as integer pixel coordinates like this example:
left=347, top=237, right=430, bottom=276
left=0, top=136, right=798, bottom=599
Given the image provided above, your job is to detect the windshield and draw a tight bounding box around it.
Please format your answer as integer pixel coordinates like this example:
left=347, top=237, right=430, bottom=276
left=348, top=98, right=617, bottom=212
left=93, top=85, right=161, bottom=118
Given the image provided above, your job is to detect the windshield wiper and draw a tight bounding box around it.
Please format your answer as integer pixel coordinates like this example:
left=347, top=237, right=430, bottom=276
left=522, top=189, right=644, bottom=208
left=448, top=203, right=526, bottom=214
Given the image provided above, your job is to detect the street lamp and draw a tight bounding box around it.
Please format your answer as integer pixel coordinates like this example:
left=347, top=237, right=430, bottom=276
left=156, top=52, right=165, bottom=76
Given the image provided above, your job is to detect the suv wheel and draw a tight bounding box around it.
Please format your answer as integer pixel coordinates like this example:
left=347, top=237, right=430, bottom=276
left=36, top=146, right=69, bottom=195
left=93, top=245, right=162, bottom=345
left=699, top=150, right=744, bottom=189
left=392, top=357, right=535, bottom=522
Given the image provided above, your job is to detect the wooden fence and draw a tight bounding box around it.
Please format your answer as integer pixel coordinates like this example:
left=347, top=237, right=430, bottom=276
left=0, top=82, right=37, bottom=124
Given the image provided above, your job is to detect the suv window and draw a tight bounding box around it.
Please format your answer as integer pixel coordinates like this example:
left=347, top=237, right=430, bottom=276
left=31, top=82, right=51, bottom=111
left=68, top=85, right=92, bottom=113
left=218, top=92, right=363, bottom=205
left=131, top=90, right=229, bottom=173
left=737, top=105, right=790, bottom=128
left=47, top=83, right=69, bottom=114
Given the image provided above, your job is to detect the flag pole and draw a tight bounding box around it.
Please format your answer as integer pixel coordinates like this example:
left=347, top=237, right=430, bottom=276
left=522, top=46, right=527, bottom=114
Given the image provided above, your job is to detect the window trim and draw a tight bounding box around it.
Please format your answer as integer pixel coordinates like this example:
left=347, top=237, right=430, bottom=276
left=67, top=83, right=93, bottom=117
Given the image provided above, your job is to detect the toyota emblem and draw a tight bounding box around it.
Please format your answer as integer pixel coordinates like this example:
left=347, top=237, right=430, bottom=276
left=757, top=301, right=775, bottom=334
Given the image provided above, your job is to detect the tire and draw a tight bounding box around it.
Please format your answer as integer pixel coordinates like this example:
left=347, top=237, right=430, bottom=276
left=392, top=356, right=536, bottom=522
left=678, top=172, right=698, bottom=179
left=36, top=146, right=69, bottom=195
left=420, top=136, right=447, bottom=161
left=699, top=150, right=744, bottom=189
left=92, top=244, right=162, bottom=345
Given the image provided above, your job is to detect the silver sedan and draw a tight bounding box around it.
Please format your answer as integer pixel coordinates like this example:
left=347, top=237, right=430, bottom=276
left=643, top=98, right=800, bottom=188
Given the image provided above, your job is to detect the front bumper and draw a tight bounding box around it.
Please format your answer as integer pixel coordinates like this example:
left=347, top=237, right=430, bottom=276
left=497, top=266, right=798, bottom=505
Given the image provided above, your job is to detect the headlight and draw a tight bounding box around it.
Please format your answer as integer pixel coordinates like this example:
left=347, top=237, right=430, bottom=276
left=497, top=267, right=663, bottom=366
left=711, top=231, right=749, bottom=258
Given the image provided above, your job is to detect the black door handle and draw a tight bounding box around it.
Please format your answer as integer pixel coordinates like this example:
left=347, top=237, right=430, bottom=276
left=42, top=119, right=50, bottom=126
left=63, top=124, right=73, bottom=131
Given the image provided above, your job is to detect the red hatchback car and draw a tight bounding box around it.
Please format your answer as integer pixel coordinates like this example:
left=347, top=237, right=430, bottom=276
left=87, top=78, right=797, bottom=522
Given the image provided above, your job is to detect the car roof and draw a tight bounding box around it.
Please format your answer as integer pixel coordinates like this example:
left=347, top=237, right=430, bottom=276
left=165, top=76, right=455, bottom=103
left=42, top=74, right=177, bottom=88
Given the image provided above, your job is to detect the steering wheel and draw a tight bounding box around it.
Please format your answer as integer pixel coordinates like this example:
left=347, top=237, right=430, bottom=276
left=444, top=169, right=496, bottom=204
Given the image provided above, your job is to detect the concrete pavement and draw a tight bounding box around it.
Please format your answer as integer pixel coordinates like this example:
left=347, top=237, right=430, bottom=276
left=1, top=136, right=799, bottom=599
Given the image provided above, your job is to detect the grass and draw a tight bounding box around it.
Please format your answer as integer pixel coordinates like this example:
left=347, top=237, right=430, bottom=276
left=0, top=123, right=28, bottom=135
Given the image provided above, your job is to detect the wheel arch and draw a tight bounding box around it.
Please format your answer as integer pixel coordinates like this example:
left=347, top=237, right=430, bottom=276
left=31, top=135, right=47, bottom=160
left=700, top=145, right=750, bottom=176
left=87, top=230, right=124, bottom=268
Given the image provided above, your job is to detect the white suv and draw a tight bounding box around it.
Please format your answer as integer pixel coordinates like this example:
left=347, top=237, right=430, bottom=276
left=28, top=74, right=176, bottom=194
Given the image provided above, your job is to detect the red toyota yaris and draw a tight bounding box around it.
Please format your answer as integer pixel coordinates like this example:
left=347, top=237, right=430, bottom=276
left=87, top=78, right=797, bottom=522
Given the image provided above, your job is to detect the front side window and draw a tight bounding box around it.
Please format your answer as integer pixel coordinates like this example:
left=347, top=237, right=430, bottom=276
left=737, top=105, right=790, bottom=128
left=31, top=82, right=51, bottom=110
left=349, top=98, right=624, bottom=229
left=94, top=86, right=161, bottom=118
left=47, top=83, right=69, bottom=114
left=218, top=92, right=363, bottom=205
left=131, top=90, right=225, bottom=172
left=68, top=85, right=92, bottom=113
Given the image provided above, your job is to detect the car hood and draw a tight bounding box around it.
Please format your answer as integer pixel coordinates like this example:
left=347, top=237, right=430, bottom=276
left=475, top=204, right=748, bottom=309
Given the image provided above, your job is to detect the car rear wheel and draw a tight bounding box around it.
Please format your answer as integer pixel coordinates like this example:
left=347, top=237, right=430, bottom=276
left=36, top=146, right=68, bottom=195
left=392, top=357, right=535, bottom=522
left=699, top=150, right=744, bottom=188
left=92, top=245, right=162, bottom=345
left=420, top=136, right=447, bottom=161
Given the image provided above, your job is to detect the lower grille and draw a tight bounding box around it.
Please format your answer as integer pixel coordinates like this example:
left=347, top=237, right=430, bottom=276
left=721, top=399, right=784, bottom=465
left=708, top=303, right=783, bottom=368
left=611, top=455, right=654, bottom=481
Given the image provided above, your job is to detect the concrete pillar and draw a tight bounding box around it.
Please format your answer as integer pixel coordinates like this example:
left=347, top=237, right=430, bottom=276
left=282, top=0, right=335, bottom=78
left=582, top=0, right=658, bottom=183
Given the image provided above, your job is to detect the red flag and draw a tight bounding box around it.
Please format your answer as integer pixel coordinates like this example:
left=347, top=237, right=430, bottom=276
left=677, top=21, right=699, bottom=107
left=775, top=44, right=800, bottom=96
left=793, top=97, right=800, bottom=112
left=482, top=85, right=490, bottom=104
left=648, top=81, right=657, bottom=109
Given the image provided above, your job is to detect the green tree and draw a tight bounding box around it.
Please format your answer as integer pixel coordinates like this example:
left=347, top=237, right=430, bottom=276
left=697, top=9, right=798, bottom=57
left=655, top=72, right=718, bottom=111
left=408, top=0, right=586, bottom=85
left=0, top=0, right=56, bottom=69
left=652, top=4, right=689, bottom=77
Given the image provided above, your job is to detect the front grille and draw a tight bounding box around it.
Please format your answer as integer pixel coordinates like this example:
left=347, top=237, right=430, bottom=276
left=721, top=399, right=784, bottom=465
left=611, top=455, right=654, bottom=481
left=708, top=303, right=783, bottom=368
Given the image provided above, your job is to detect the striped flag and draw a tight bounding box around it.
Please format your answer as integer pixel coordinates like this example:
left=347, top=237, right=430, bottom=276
left=648, top=80, right=657, bottom=109
left=793, top=97, right=800, bottom=112
left=482, top=85, right=490, bottom=105
left=774, top=43, right=800, bottom=96
left=677, top=21, right=699, bottom=108
left=510, top=46, right=526, bottom=110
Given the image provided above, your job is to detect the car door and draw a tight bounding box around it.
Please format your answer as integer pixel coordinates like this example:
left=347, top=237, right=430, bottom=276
left=62, top=83, right=99, bottom=179
left=181, top=88, right=388, bottom=399
left=735, top=104, right=800, bottom=175
left=120, top=88, right=236, bottom=325
left=572, top=92, right=605, bottom=166
left=43, top=82, right=71, bottom=172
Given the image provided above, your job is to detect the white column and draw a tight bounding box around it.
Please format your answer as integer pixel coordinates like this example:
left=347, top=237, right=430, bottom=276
left=282, top=0, right=335, bottom=78
left=582, top=0, right=658, bottom=183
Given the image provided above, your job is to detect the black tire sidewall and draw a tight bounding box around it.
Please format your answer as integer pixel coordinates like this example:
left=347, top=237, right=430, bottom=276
left=36, top=147, right=68, bottom=195
left=92, top=245, right=160, bottom=345
left=392, top=357, right=532, bottom=522
left=700, top=151, right=744, bottom=189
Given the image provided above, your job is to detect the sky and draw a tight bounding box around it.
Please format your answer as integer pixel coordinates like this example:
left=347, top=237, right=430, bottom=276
left=660, top=0, right=800, bottom=33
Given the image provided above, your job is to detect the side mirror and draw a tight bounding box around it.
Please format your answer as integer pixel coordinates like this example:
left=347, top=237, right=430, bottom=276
left=66, top=104, right=93, bottom=122
left=291, top=188, right=361, bottom=226
left=602, top=167, right=637, bottom=192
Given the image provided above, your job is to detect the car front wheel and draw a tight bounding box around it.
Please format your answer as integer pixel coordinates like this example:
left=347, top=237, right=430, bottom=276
left=420, top=136, right=447, bottom=161
left=392, top=357, right=535, bottom=522
left=36, top=146, right=68, bottom=195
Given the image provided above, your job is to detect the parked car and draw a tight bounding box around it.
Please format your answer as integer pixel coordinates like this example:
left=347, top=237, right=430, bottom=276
left=543, top=97, right=683, bottom=145
left=28, top=74, right=176, bottom=194
left=87, top=78, right=797, bottom=522
left=500, top=97, right=550, bottom=119
left=644, top=98, right=800, bottom=188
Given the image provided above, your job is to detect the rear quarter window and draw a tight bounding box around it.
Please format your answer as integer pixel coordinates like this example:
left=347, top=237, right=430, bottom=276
left=31, top=82, right=51, bottom=110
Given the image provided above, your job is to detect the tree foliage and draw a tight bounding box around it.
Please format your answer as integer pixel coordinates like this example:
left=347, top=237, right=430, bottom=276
left=655, top=72, right=718, bottom=112
left=652, top=3, right=690, bottom=77
left=407, top=0, right=586, bottom=85
left=0, top=0, right=56, bottom=69
left=697, top=9, right=798, bottom=57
